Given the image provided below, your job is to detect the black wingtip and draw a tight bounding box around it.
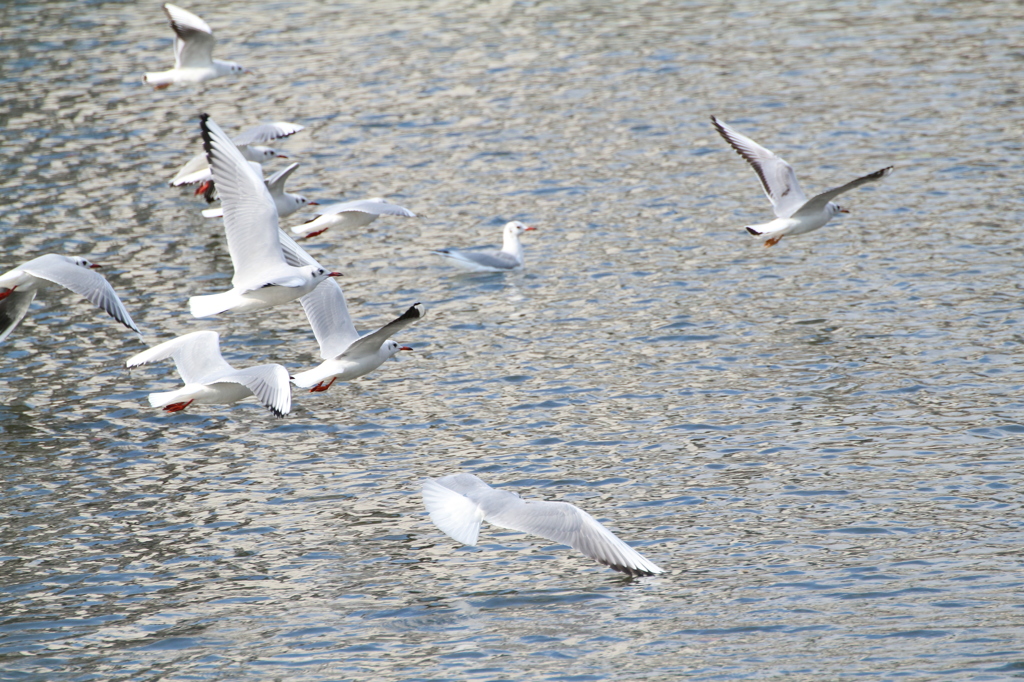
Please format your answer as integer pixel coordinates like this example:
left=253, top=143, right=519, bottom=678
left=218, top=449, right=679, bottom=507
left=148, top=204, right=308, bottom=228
left=745, top=226, right=761, bottom=236
left=199, top=113, right=214, bottom=165
left=401, top=303, right=423, bottom=320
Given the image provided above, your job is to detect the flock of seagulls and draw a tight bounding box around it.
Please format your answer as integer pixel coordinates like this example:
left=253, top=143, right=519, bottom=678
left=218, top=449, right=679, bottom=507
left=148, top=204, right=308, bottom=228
left=0, top=4, right=896, bottom=577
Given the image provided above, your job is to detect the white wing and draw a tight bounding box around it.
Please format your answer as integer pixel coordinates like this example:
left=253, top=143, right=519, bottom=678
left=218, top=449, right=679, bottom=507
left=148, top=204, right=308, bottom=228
left=312, top=198, right=416, bottom=219
left=422, top=477, right=486, bottom=546
left=21, top=254, right=140, bottom=334
left=170, top=151, right=208, bottom=186
left=340, top=303, right=423, bottom=360
left=265, top=162, right=300, bottom=195
left=126, top=330, right=233, bottom=385
left=231, top=363, right=291, bottom=417
left=231, top=122, right=305, bottom=147
left=793, top=166, right=894, bottom=218
left=297, top=278, right=359, bottom=359
left=200, top=114, right=289, bottom=289
left=0, top=290, right=37, bottom=344
left=164, top=3, right=215, bottom=69
left=711, top=116, right=807, bottom=219
left=428, top=473, right=663, bottom=577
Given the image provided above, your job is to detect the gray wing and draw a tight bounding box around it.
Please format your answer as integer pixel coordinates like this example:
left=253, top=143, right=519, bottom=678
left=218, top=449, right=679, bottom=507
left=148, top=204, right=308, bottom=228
left=711, top=116, right=807, bottom=219
left=231, top=363, right=291, bottom=417
left=21, top=254, right=139, bottom=334
left=792, top=166, right=894, bottom=218
left=339, top=303, right=423, bottom=359
left=126, top=330, right=234, bottom=385
left=277, top=228, right=321, bottom=268
left=0, top=290, right=38, bottom=344
left=165, top=3, right=215, bottom=69
left=313, top=198, right=416, bottom=219
left=200, top=114, right=289, bottom=288
left=231, top=122, right=305, bottom=147
left=485, top=495, right=664, bottom=577
left=433, top=248, right=519, bottom=270
left=265, top=162, right=300, bottom=195
left=297, top=278, right=359, bottom=359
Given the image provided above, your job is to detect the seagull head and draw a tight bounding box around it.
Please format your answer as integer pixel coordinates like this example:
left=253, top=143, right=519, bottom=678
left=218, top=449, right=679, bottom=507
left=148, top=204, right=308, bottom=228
left=506, top=221, right=536, bottom=236
left=310, top=266, right=342, bottom=282
left=68, top=256, right=101, bottom=270
left=828, top=202, right=849, bottom=216
left=383, top=340, right=412, bottom=359
left=251, top=146, right=285, bottom=161
left=289, top=195, right=316, bottom=211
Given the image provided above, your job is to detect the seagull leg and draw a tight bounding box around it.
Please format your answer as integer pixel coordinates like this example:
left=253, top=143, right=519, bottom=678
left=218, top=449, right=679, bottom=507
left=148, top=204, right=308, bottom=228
left=309, top=377, right=336, bottom=393
left=153, top=83, right=171, bottom=91
left=195, top=181, right=213, bottom=197
left=163, top=400, right=194, bottom=413
left=0, top=286, right=17, bottom=300
left=300, top=228, right=328, bottom=240
left=764, top=236, right=783, bottom=247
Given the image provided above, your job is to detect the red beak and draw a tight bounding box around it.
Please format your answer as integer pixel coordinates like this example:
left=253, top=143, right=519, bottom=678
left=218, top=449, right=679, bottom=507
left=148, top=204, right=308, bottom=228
left=308, top=201, right=319, bottom=206
left=839, top=208, right=850, bottom=214
left=328, top=271, right=343, bottom=277
left=524, top=225, right=537, bottom=231
left=276, top=154, right=288, bottom=159
left=399, top=346, right=413, bottom=352
left=89, top=263, right=102, bottom=269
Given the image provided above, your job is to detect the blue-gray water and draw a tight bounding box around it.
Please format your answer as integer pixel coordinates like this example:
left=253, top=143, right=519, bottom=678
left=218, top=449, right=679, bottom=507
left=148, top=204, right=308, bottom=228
left=2, top=1, right=1023, bottom=680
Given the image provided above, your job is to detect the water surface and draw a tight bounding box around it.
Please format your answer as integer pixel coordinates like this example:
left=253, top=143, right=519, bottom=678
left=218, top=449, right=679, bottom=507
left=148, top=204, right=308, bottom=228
left=1, top=1, right=1023, bottom=680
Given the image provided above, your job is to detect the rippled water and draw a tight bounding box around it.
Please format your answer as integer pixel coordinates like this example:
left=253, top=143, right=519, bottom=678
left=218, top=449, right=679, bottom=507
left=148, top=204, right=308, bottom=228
left=2, top=0, right=1024, bottom=679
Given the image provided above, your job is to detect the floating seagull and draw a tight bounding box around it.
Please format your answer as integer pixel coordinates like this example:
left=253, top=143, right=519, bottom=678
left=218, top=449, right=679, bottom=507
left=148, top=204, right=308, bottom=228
left=143, top=3, right=248, bottom=89
left=290, top=278, right=422, bottom=392
left=432, top=221, right=536, bottom=272
left=292, top=198, right=416, bottom=240
left=170, top=121, right=304, bottom=201
left=127, top=330, right=291, bottom=416
left=711, top=116, right=892, bottom=247
left=0, top=255, right=140, bottom=344
left=202, top=163, right=317, bottom=219
left=422, top=473, right=664, bottom=577
left=187, top=114, right=340, bottom=318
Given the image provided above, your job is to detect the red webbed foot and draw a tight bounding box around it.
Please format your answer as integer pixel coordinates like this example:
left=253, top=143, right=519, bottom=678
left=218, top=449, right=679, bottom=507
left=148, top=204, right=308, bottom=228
left=163, top=400, right=194, bottom=413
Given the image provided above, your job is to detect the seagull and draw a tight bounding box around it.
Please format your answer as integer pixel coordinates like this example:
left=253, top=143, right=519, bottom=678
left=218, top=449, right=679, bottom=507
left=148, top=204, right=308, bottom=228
left=711, top=116, right=893, bottom=247
left=127, top=330, right=291, bottom=417
left=290, top=278, right=422, bottom=392
left=143, top=3, right=248, bottom=89
left=432, top=221, right=536, bottom=272
left=170, top=121, right=304, bottom=200
left=0, top=255, right=140, bottom=344
left=422, top=473, right=664, bottom=577
left=187, top=114, right=340, bottom=318
left=292, top=198, right=417, bottom=240
left=202, top=163, right=317, bottom=219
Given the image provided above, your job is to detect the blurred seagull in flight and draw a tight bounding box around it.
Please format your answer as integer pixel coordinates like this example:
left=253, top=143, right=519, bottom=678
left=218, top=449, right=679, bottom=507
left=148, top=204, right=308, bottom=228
left=292, top=198, right=416, bottom=240
left=0, top=254, right=140, bottom=343
left=144, top=3, right=249, bottom=89
left=711, top=116, right=892, bottom=247
left=422, top=473, right=664, bottom=577
left=127, top=330, right=291, bottom=416
left=187, top=114, right=339, bottom=318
